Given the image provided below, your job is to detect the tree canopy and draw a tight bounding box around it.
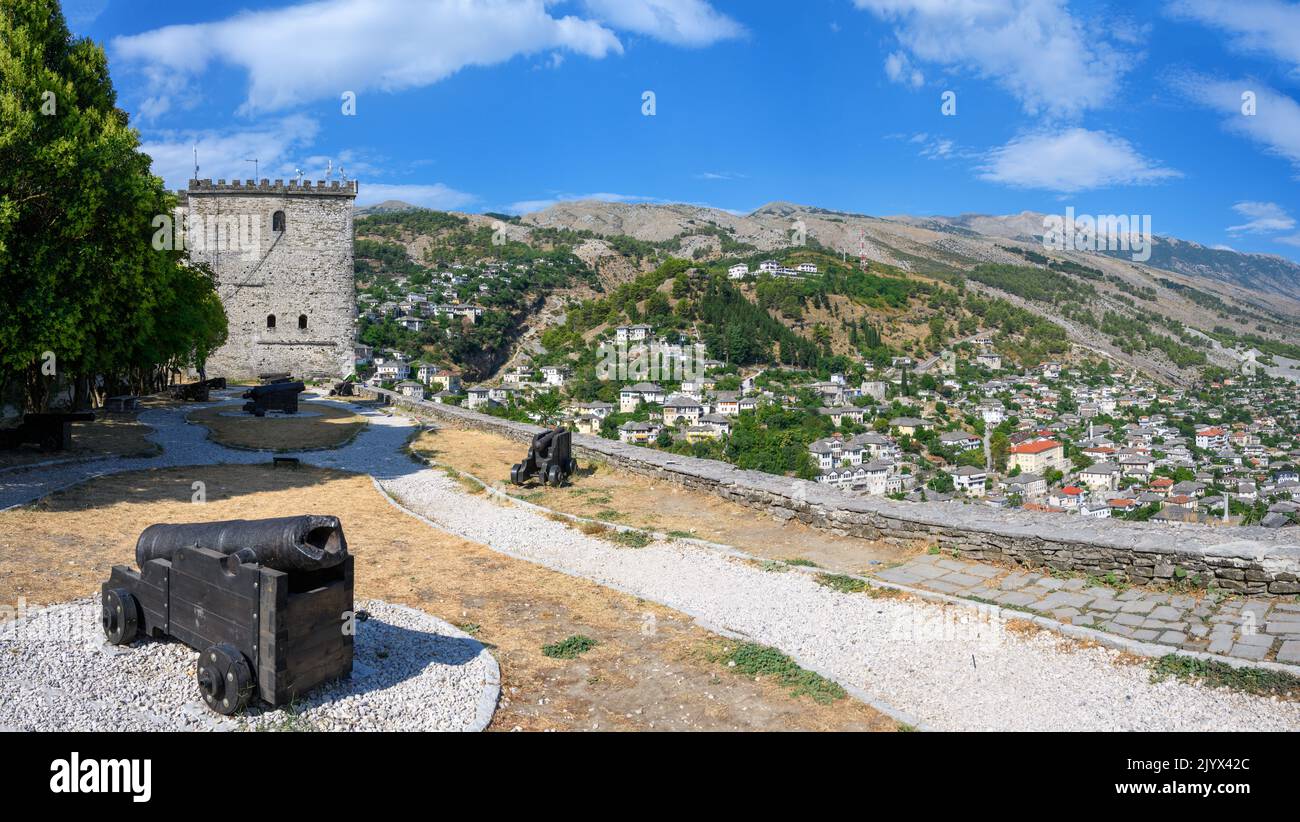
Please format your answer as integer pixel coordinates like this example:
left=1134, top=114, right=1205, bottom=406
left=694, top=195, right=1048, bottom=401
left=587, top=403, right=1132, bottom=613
left=0, top=0, right=226, bottom=409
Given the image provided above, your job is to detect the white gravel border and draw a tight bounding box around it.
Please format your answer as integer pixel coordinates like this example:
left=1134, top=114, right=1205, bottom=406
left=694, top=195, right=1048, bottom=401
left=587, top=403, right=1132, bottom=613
left=0, top=597, right=499, bottom=732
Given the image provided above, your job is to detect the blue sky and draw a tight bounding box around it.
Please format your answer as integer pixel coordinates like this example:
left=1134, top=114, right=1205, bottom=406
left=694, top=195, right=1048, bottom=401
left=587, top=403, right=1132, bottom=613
left=64, top=0, right=1300, bottom=261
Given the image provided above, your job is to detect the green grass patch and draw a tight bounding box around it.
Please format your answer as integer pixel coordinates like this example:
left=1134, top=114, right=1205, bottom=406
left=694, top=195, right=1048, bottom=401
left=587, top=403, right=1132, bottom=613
left=441, top=467, right=485, bottom=495
left=816, top=573, right=869, bottom=594
left=718, top=642, right=846, bottom=705
left=1149, top=654, right=1300, bottom=698
left=666, top=530, right=695, bottom=539
left=542, top=635, right=598, bottom=660
left=783, top=558, right=818, bottom=568
left=758, top=560, right=791, bottom=573
left=601, top=529, right=652, bottom=549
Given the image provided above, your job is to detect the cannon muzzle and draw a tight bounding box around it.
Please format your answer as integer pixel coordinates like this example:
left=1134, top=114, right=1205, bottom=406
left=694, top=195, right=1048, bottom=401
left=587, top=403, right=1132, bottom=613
left=135, top=515, right=348, bottom=573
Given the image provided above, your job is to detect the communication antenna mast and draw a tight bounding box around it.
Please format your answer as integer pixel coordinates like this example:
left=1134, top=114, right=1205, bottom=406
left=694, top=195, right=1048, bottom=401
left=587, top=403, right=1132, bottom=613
left=858, top=229, right=869, bottom=272
left=326, top=160, right=333, bottom=180
left=193, top=146, right=199, bottom=180
left=339, top=166, right=348, bottom=183
left=294, top=168, right=305, bottom=184
left=245, top=158, right=259, bottom=179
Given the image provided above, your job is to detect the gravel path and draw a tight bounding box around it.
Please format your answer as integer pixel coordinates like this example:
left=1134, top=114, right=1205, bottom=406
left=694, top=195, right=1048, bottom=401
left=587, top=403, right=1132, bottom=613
left=5, top=397, right=1299, bottom=730
left=0, top=598, right=499, bottom=732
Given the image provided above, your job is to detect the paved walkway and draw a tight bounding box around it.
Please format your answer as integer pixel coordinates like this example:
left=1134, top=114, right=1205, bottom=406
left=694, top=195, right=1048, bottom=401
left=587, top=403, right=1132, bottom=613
left=876, top=554, right=1300, bottom=665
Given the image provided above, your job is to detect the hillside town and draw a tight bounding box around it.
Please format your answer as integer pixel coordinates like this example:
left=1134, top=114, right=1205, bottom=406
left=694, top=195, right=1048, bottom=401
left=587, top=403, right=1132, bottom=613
left=362, top=315, right=1300, bottom=530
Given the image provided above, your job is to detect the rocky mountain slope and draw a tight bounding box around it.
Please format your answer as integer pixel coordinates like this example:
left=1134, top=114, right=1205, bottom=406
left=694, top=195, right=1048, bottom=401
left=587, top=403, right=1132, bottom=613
left=354, top=198, right=1300, bottom=386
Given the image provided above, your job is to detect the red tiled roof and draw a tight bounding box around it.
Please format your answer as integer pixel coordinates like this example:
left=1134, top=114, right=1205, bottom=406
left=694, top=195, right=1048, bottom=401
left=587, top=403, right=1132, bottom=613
left=1010, top=439, right=1062, bottom=455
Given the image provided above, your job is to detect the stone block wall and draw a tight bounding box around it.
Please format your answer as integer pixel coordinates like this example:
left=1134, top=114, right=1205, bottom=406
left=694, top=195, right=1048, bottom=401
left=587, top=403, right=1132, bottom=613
left=187, top=179, right=356, bottom=380
left=364, top=388, right=1300, bottom=597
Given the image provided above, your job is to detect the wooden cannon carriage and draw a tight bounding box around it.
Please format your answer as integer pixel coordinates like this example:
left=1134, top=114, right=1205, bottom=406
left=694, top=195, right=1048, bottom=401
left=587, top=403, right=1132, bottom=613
left=169, top=377, right=227, bottom=403
left=328, top=375, right=356, bottom=397
left=509, top=427, right=577, bottom=487
left=242, top=381, right=305, bottom=416
left=101, top=516, right=354, bottom=715
left=0, top=412, right=95, bottom=452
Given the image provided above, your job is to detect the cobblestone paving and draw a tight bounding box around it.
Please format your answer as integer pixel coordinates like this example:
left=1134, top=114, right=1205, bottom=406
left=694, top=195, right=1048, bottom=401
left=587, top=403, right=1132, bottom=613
left=875, top=553, right=1300, bottom=666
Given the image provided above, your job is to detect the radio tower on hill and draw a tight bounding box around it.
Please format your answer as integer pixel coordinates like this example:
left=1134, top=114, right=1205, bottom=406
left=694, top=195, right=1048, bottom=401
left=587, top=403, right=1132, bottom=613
left=858, top=229, right=869, bottom=272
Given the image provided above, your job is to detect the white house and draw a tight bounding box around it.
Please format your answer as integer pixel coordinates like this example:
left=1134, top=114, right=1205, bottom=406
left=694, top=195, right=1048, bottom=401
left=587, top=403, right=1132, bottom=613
left=951, top=466, right=987, bottom=497
left=619, top=382, right=666, bottom=412
left=614, top=325, right=653, bottom=344
left=375, top=359, right=410, bottom=382
left=727, top=264, right=750, bottom=279
left=662, top=394, right=704, bottom=426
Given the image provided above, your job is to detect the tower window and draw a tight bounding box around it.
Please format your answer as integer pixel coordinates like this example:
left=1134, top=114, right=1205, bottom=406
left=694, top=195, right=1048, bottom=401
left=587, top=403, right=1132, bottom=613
left=272, top=211, right=286, bottom=232
left=266, top=314, right=276, bottom=329
left=298, top=314, right=308, bottom=329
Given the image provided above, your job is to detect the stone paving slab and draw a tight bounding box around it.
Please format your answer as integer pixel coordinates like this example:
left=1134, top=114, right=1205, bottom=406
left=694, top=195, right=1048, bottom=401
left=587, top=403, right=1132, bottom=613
left=870, top=554, right=1300, bottom=667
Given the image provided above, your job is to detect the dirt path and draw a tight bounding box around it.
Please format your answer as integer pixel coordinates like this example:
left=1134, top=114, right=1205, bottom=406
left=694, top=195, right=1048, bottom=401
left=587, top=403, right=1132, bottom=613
left=0, top=464, right=895, bottom=732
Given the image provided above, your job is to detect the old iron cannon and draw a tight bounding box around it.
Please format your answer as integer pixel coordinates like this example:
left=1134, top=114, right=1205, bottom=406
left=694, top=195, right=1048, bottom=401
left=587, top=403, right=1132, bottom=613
left=329, top=375, right=356, bottom=397
left=242, top=380, right=304, bottom=416
left=509, top=427, right=576, bottom=487
left=102, top=515, right=354, bottom=715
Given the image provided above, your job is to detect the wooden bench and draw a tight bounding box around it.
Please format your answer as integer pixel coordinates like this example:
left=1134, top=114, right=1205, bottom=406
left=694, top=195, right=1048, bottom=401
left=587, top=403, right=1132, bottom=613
left=0, top=412, right=96, bottom=451
left=104, top=396, right=140, bottom=413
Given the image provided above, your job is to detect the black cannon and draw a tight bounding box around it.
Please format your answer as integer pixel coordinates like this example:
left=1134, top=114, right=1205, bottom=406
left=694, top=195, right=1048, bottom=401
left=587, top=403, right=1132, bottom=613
left=329, top=375, right=356, bottom=397
left=101, top=515, right=354, bottom=715
left=242, top=381, right=304, bottom=416
left=171, top=381, right=210, bottom=402
left=0, top=412, right=95, bottom=452
left=258, top=372, right=292, bottom=385
left=510, top=427, right=576, bottom=487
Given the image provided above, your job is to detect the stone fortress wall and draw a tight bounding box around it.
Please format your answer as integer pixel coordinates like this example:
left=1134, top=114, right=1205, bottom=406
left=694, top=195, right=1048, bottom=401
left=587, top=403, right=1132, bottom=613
left=184, top=179, right=357, bottom=380
left=361, top=387, right=1300, bottom=597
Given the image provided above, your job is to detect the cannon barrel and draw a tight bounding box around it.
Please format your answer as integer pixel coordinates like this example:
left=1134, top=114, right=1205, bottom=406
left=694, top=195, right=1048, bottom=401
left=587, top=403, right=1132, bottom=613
left=135, top=515, right=348, bottom=573
left=242, top=381, right=304, bottom=399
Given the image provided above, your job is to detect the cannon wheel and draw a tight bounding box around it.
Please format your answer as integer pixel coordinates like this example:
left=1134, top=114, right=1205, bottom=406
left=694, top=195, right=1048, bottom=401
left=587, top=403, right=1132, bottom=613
left=566, top=457, right=578, bottom=477
left=509, top=463, right=523, bottom=485
left=196, top=643, right=254, bottom=716
left=101, top=588, right=139, bottom=646
left=545, top=464, right=563, bottom=487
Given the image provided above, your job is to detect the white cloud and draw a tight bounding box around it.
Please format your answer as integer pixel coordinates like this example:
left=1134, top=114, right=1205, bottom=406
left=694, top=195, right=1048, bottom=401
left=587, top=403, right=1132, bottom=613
left=1228, top=201, right=1295, bottom=234
left=579, top=0, right=745, bottom=46
left=1278, top=234, right=1300, bottom=247
left=1166, top=0, right=1300, bottom=70
left=695, top=171, right=746, bottom=180
left=978, top=128, right=1181, bottom=192
left=853, top=0, right=1139, bottom=117
left=113, top=0, right=624, bottom=115
left=356, top=183, right=477, bottom=209
left=884, top=51, right=924, bottom=88
left=1172, top=74, right=1300, bottom=171
left=141, top=116, right=324, bottom=191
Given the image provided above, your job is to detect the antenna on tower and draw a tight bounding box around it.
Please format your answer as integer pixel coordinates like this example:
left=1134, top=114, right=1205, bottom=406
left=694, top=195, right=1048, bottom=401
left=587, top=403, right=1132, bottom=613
left=193, top=146, right=199, bottom=181
left=339, top=166, right=348, bottom=183
left=858, top=229, right=869, bottom=272
left=294, top=168, right=305, bottom=184
left=245, top=158, right=259, bottom=179
left=326, top=160, right=333, bottom=180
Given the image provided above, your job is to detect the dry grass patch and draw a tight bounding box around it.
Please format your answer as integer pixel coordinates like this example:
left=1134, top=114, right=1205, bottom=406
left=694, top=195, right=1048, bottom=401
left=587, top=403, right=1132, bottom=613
left=0, top=464, right=894, bottom=732
left=0, top=411, right=158, bottom=470
left=187, top=401, right=366, bottom=451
